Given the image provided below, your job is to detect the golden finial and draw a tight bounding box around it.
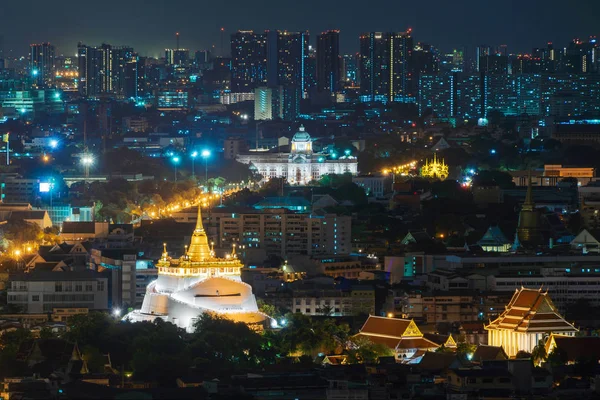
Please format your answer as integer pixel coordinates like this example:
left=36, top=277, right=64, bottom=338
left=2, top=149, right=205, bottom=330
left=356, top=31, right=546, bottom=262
left=232, top=243, right=237, bottom=258
left=161, top=242, right=168, bottom=260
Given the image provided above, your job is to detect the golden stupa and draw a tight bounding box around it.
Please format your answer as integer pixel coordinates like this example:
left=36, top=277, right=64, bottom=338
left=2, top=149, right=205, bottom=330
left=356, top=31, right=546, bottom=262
left=125, top=205, right=268, bottom=331
left=156, top=205, right=243, bottom=279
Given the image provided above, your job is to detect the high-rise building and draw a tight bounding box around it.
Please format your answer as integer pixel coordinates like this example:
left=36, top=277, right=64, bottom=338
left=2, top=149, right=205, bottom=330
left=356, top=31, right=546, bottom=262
left=124, top=57, right=145, bottom=99
left=78, top=43, right=103, bottom=97
left=316, top=30, right=341, bottom=94
left=342, top=54, right=359, bottom=86
left=266, top=31, right=308, bottom=92
left=418, top=73, right=456, bottom=118
left=165, top=49, right=190, bottom=67
left=77, top=43, right=134, bottom=98
left=194, top=50, right=211, bottom=69
left=304, top=46, right=317, bottom=91
left=230, top=31, right=267, bottom=93
left=29, top=43, right=55, bottom=87
left=111, top=46, right=135, bottom=97
left=254, top=85, right=299, bottom=121
left=255, top=86, right=274, bottom=120
left=359, top=31, right=414, bottom=102
left=476, top=45, right=491, bottom=72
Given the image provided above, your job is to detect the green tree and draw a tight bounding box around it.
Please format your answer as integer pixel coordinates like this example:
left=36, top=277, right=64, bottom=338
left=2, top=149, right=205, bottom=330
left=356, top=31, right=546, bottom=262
left=435, top=344, right=454, bottom=353
left=515, top=350, right=532, bottom=359
left=38, top=327, right=56, bottom=340
left=456, top=341, right=477, bottom=357
left=256, top=299, right=277, bottom=318
left=82, top=345, right=106, bottom=373
left=531, top=339, right=547, bottom=366
left=189, top=313, right=267, bottom=370
left=347, top=336, right=394, bottom=364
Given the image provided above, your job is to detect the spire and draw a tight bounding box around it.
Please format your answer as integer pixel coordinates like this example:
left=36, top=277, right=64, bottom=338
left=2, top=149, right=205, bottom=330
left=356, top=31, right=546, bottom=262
left=187, top=204, right=212, bottom=262
left=161, top=242, right=169, bottom=262
left=523, top=169, right=534, bottom=211
left=194, top=203, right=205, bottom=233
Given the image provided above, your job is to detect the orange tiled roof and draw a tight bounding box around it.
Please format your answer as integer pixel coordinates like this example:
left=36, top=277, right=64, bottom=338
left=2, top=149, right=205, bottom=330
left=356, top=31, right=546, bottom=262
left=485, top=287, right=577, bottom=334
left=358, top=316, right=416, bottom=337
left=395, top=337, right=440, bottom=350
left=355, top=334, right=400, bottom=349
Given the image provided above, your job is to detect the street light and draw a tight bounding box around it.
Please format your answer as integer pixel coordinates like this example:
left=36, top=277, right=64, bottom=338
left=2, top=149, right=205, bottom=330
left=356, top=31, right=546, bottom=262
left=201, top=150, right=210, bottom=185
left=81, top=154, right=94, bottom=179
left=191, top=151, right=198, bottom=180
left=172, top=156, right=180, bottom=181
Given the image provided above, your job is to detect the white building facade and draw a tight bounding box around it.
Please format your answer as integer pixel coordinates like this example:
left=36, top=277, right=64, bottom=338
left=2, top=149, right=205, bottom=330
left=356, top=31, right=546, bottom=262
left=236, top=126, right=358, bottom=185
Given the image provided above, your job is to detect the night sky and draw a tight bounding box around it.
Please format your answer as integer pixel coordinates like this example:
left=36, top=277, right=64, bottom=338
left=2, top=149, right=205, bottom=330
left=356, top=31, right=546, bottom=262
left=1, top=0, right=598, bottom=58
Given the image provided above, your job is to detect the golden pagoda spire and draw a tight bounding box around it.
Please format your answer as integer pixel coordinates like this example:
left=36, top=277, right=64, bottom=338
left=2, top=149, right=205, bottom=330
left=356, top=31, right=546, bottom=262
left=186, top=204, right=212, bottom=262
left=161, top=242, right=169, bottom=261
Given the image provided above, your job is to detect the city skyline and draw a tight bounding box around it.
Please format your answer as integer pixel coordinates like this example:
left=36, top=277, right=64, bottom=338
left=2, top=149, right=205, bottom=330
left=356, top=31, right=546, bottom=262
left=1, top=0, right=599, bottom=58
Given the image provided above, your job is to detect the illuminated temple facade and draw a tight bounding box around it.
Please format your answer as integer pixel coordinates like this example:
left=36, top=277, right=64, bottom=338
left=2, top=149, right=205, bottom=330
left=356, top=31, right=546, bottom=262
left=485, top=287, right=577, bottom=357
left=236, top=125, right=358, bottom=185
left=125, top=206, right=268, bottom=331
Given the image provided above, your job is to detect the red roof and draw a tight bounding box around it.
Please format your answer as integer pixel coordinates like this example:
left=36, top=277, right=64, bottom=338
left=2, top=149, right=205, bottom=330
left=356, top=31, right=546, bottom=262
left=486, top=288, right=577, bottom=334
left=359, top=316, right=413, bottom=338
left=547, top=335, right=600, bottom=361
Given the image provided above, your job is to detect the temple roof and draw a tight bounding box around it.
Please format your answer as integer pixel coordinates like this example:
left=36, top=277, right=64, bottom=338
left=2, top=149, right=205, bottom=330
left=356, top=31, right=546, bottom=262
left=186, top=205, right=212, bottom=262
left=478, top=225, right=511, bottom=246
left=485, top=287, right=578, bottom=333
left=358, top=316, right=422, bottom=338
left=157, top=204, right=243, bottom=271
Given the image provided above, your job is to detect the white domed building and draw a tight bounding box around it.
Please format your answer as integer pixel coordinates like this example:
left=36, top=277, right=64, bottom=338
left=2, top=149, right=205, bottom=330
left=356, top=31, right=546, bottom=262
left=236, top=125, right=358, bottom=185
left=124, top=206, right=268, bottom=331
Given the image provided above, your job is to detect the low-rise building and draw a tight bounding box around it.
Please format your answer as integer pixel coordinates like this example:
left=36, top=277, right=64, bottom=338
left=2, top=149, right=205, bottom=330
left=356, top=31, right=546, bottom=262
left=7, top=270, right=109, bottom=313
left=210, top=207, right=352, bottom=261
left=291, top=285, right=375, bottom=317
left=352, top=175, right=387, bottom=197
left=89, top=249, right=139, bottom=309
left=354, top=316, right=439, bottom=361
left=485, top=287, right=578, bottom=357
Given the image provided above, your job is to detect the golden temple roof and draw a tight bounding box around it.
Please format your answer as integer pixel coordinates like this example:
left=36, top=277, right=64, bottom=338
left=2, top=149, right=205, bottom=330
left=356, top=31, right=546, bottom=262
left=485, top=287, right=577, bottom=333
left=157, top=204, right=243, bottom=273
left=187, top=204, right=212, bottom=262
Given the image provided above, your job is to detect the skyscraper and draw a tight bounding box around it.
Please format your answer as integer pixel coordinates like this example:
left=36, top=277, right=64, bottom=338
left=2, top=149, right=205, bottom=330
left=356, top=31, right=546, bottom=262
left=359, top=31, right=413, bottom=102
left=165, top=49, right=190, bottom=67
left=124, top=57, right=146, bottom=99
left=30, top=43, right=55, bottom=87
left=111, top=46, right=135, bottom=97
left=316, top=30, right=341, bottom=94
left=77, top=43, right=134, bottom=98
left=78, top=43, right=103, bottom=97
left=342, top=54, right=360, bottom=87
left=230, top=31, right=267, bottom=93
left=476, top=46, right=491, bottom=72
left=266, top=31, right=308, bottom=92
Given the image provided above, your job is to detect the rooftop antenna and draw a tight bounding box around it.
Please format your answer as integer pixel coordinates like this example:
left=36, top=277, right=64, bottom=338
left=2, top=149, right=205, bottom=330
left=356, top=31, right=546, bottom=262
left=220, top=27, right=225, bottom=57
left=176, top=32, right=180, bottom=51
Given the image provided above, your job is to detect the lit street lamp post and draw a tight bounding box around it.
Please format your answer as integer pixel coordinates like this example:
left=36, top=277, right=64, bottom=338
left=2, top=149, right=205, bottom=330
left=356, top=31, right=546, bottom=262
left=81, top=154, right=94, bottom=180
left=201, top=150, right=210, bottom=186
left=172, top=156, right=180, bottom=182
left=191, top=151, right=198, bottom=180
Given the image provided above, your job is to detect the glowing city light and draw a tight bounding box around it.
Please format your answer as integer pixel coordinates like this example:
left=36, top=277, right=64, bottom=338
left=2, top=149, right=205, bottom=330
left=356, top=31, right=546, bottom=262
left=81, top=155, right=94, bottom=166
